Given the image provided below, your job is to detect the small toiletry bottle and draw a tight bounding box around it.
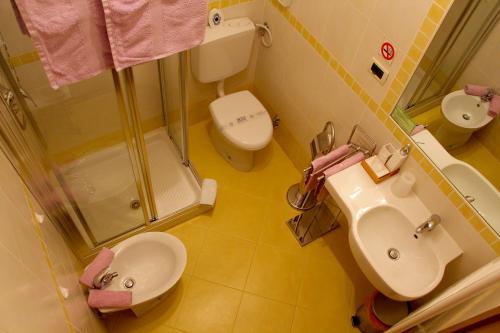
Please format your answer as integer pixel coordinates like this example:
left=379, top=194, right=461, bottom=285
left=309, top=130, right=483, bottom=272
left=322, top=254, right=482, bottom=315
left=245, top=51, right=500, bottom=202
left=386, top=144, right=411, bottom=172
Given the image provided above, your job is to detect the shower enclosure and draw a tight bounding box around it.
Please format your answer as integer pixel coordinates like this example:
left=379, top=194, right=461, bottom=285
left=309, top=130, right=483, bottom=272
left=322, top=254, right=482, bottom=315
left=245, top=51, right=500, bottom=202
left=0, top=6, right=209, bottom=260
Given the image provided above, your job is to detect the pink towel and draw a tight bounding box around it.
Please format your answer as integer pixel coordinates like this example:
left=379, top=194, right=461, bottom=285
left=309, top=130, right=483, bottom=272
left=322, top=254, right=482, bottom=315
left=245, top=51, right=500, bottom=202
left=464, top=84, right=490, bottom=97
left=488, top=95, right=500, bottom=118
left=315, top=152, right=366, bottom=200
left=79, top=248, right=115, bottom=288
left=88, top=290, right=132, bottom=309
left=410, top=124, right=426, bottom=136
left=14, top=0, right=114, bottom=89
left=305, top=145, right=350, bottom=191
left=101, top=0, right=208, bottom=70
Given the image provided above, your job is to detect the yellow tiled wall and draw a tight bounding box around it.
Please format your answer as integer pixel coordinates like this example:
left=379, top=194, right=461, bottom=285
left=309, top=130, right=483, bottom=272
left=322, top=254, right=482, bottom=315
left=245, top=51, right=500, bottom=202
left=0, top=150, right=106, bottom=332
left=254, top=0, right=499, bottom=268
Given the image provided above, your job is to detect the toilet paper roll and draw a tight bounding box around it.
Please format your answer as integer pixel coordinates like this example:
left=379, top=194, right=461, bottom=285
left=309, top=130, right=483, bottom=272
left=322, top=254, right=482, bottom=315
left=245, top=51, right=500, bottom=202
left=391, top=171, right=416, bottom=197
left=208, top=8, right=224, bottom=28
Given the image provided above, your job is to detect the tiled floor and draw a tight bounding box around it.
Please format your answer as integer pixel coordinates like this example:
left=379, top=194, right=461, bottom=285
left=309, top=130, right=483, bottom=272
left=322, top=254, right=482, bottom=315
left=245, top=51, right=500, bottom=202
left=105, top=121, right=373, bottom=333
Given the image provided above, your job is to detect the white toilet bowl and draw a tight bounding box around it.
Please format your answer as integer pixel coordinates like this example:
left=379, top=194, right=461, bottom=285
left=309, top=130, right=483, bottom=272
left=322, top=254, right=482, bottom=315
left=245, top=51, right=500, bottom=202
left=209, top=90, right=273, bottom=171
left=191, top=17, right=273, bottom=171
left=98, top=232, right=187, bottom=316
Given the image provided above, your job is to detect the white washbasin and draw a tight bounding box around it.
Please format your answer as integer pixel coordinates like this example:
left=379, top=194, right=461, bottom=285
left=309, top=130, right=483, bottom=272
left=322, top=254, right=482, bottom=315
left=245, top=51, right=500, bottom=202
left=441, top=90, right=492, bottom=130
left=326, top=163, right=462, bottom=301
left=436, top=90, right=493, bottom=149
left=100, top=232, right=187, bottom=314
left=414, top=129, right=500, bottom=231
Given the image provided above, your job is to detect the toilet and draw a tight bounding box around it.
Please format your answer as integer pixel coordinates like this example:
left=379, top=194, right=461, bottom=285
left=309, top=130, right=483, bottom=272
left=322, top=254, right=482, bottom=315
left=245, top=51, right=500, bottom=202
left=191, top=17, right=273, bottom=171
left=98, top=232, right=187, bottom=316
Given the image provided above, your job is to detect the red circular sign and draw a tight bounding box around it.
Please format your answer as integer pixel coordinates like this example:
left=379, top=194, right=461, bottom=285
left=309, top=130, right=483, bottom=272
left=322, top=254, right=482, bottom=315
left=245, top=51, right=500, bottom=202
left=381, top=42, right=395, bottom=60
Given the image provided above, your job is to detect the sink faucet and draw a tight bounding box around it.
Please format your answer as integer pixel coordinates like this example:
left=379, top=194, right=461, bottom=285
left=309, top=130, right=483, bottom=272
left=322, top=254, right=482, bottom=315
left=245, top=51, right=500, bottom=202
left=416, top=214, right=441, bottom=233
left=93, top=271, right=118, bottom=289
left=481, top=89, right=495, bottom=103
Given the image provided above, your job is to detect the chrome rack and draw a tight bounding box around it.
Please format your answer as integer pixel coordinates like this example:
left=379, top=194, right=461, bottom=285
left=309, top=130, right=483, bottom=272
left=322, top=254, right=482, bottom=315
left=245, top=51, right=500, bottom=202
left=286, top=125, right=376, bottom=246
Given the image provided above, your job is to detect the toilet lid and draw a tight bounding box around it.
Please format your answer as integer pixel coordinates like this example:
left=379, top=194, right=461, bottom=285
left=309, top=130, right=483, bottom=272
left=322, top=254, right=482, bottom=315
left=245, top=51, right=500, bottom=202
left=209, top=91, right=273, bottom=151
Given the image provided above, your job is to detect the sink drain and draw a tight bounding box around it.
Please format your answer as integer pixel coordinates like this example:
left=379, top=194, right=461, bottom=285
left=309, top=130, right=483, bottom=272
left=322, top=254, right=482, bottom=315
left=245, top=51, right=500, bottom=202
left=387, top=248, right=400, bottom=260
left=462, top=114, right=470, bottom=120
left=123, top=278, right=135, bottom=289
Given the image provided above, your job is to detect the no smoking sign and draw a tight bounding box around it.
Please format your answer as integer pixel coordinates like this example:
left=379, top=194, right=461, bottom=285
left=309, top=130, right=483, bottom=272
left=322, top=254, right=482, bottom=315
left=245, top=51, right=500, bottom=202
left=381, top=42, right=395, bottom=61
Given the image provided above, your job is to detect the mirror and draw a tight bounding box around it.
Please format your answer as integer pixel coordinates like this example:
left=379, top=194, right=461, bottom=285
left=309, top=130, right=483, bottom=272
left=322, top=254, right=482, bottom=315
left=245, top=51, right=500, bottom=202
left=391, top=0, right=500, bottom=234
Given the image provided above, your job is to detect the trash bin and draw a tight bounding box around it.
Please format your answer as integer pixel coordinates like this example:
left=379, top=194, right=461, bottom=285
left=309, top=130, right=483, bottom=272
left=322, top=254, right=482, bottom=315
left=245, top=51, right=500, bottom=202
left=352, top=291, right=410, bottom=333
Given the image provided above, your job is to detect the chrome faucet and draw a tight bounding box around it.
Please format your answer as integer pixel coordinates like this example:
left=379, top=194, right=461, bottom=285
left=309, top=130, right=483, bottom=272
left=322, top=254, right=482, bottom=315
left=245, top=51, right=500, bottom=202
left=416, top=214, right=441, bottom=233
left=481, top=89, right=495, bottom=103
left=93, top=271, right=118, bottom=289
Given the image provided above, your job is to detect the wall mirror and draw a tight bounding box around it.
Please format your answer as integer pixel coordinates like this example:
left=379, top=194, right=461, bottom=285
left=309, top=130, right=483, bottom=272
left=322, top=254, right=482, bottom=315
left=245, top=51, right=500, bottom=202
left=391, top=0, right=500, bottom=234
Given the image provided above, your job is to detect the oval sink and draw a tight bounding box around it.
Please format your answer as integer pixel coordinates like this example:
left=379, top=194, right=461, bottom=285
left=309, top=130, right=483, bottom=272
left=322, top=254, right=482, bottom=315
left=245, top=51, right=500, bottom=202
left=350, top=206, right=442, bottom=301
left=441, top=90, right=491, bottom=130
left=325, top=163, right=462, bottom=301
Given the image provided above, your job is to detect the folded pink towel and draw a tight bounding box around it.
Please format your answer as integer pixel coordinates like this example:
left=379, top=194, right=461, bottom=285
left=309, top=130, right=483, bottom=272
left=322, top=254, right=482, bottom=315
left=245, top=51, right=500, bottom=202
left=464, top=84, right=490, bottom=97
left=323, top=152, right=366, bottom=179
left=79, top=248, right=114, bottom=288
left=488, top=95, right=500, bottom=118
left=305, top=145, right=350, bottom=191
left=88, top=290, right=132, bottom=309
left=410, top=124, right=426, bottom=136
left=101, top=0, right=208, bottom=70
left=315, top=152, right=366, bottom=200
left=14, top=0, right=114, bottom=89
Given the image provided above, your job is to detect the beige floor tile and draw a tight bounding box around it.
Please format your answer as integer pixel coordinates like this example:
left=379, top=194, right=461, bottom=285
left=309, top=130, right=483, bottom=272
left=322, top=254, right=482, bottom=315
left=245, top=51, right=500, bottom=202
left=298, top=257, right=356, bottom=313
left=175, top=277, right=242, bottom=333
left=291, top=306, right=358, bottom=333
left=233, top=293, right=295, bottom=333
left=245, top=244, right=305, bottom=304
left=259, top=203, right=303, bottom=255
left=204, top=188, right=270, bottom=241
left=194, top=231, right=256, bottom=289
left=168, top=222, right=208, bottom=275
left=105, top=275, right=190, bottom=333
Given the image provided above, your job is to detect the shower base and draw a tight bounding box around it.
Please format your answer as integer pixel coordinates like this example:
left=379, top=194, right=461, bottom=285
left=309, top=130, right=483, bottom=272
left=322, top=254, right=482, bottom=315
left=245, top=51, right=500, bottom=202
left=61, top=128, right=200, bottom=243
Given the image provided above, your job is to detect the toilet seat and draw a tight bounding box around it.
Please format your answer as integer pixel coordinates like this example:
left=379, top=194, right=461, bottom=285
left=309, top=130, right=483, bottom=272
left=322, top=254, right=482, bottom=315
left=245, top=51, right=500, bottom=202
left=209, top=91, right=273, bottom=151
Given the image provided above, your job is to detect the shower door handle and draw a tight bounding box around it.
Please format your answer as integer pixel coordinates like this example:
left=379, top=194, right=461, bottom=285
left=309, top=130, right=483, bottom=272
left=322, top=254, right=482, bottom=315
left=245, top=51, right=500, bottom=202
left=0, top=84, right=27, bottom=130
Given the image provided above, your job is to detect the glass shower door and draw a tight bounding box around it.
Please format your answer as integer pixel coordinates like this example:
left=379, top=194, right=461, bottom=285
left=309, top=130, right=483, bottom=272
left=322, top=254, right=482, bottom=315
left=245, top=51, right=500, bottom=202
left=159, top=53, right=188, bottom=164
left=0, top=43, right=147, bottom=245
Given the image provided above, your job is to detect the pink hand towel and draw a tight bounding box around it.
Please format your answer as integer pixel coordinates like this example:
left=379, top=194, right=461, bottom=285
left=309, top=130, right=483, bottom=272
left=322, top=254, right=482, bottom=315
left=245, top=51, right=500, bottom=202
left=305, top=145, right=350, bottom=191
left=323, top=152, right=366, bottom=179
left=79, top=248, right=115, bottom=288
left=315, top=152, right=366, bottom=201
left=101, top=0, right=208, bottom=70
left=88, top=290, right=132, bottom=309
left=488, top=95, right=500, bottom=118
left=410, top=124, right=426, bottom=136
left=13, top=0, right=114, bottom=89
left=464, top=84, right=490, bottom=97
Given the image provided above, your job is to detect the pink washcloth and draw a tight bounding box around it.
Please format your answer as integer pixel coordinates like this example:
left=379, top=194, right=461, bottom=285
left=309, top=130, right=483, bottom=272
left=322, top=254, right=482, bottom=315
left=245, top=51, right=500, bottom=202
left=14, top=0, right=114, bottom=89
left=88, top=290, right=132, bottom=309
left=488, top=95, right=500, bottom=118
left=410, top=124, right=426, bottom=136
left=101, top=0, right=208, bottom=70
left=79, top=248, right=115, bottom=288
left=315, top=152, right=366, bottom=200
left=323, top=152, right=366, bottom=179
left=464, top=84, right=490, bottom=97
left=305, top=145, right=350, bottom=191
